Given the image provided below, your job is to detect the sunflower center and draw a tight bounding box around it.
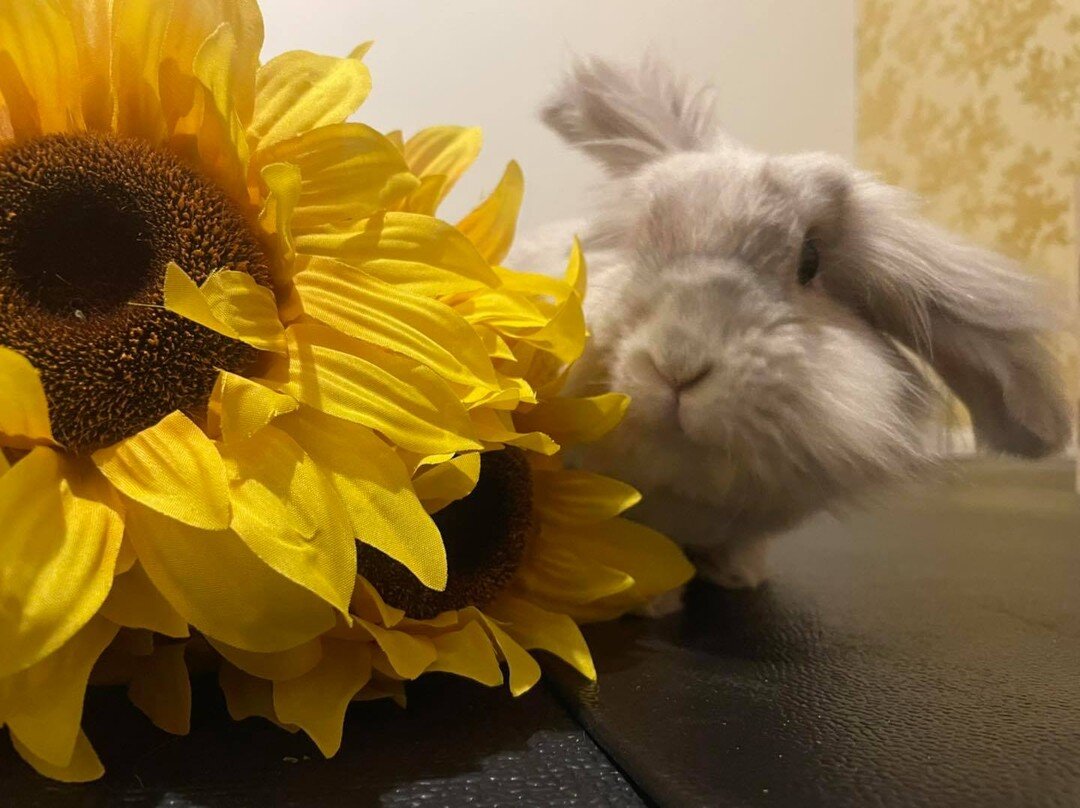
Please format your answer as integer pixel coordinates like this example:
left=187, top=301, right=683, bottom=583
left=359, top=448, right=534, bottom=620
left=0, top=134, right=272, bottom=453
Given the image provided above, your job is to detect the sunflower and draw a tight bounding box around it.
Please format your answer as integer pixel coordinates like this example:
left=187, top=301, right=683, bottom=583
left=199, top=139, right=695, bottom=760
left=0, top=0, right=691, bottom=783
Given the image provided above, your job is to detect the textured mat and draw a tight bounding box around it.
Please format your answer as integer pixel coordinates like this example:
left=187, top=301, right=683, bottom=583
left=0, top=675, right=645, bottom=807
left=547, top=459, right=1080, bottom=808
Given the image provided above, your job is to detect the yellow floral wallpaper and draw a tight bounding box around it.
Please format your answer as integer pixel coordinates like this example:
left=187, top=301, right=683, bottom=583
left=859, top=0, right=1080, bottom=438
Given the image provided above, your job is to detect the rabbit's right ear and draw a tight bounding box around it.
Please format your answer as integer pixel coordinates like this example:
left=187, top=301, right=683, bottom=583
left=541, top=57, right=721, bottom=176
left=828, top=174, right=1072, bottom=458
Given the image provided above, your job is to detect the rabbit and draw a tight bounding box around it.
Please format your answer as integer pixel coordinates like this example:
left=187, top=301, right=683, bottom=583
left=510, top=57, right=1072, bottom=600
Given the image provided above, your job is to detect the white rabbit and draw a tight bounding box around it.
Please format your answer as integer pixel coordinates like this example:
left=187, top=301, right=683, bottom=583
left=511, top=57, right=1072, bottom=596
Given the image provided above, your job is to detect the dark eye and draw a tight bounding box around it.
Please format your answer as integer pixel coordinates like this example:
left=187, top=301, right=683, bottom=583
left=797, top=239, right=820, bottom=285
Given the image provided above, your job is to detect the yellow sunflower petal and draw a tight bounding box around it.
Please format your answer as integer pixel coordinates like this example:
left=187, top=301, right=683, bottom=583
left=291, top=256, right=500, bottom=390
left=457, top=161, right=524, bottom=265
left=222, top=425, right=357, bottom=615
left=128, top=641, right=191, bottom=735
left=93, top=410, right=231, bottom=531
left=533, top=469, right=642, bottom=527
left=425, top=620, right=504, bottom=687
left=251, top=49, right=371, bottom=150
left=0, top=1, right=84, bottom=138
left=487, top=596, right=595, bottom=681
left=468, top=610, right=540, bottom=697
left=99, top=562, right=190, bottom=639
left=163, top=263, right=285, bottom=353
left=517, top=540, right=635, bottom=606
left=111, top=0, right=172, bottom=141
left=565, top=237, right=588, bottom=301
left=279, top=408, right=447, bottom=591
left=470, top=409, right=559, bottom=456
left=55, top=0, right=113, bottom=130
left=412, top=452, right=480, bottom=512
left=294, top=211, right=500, bottom=297
left=201, top=270, right=286, bottom=353
left=208, top=636, right=323, bottom=682
left=0, top=450, right=122, bottom=678
left=125, top=502, right=335, bottom=653
left=273, top=639, right=373, bottom=757
left=0, top=346, right=54, bottom=445
left=3, top=616, right=117, bottom=769
left=218, top=661, right=287, bottom=726
left=514, top=393, right=630, bottom=446
left=214, top=372, right=298, bottom=443
left=553, top=518, right=695, bottom=605
left=254, top=123, right=418, bottom=230
left=282, top=324, right=482, bottom=456
left=355, top=619, right=436, bottom=680
left=258, top=161, right=302, bottom=267
left=11, top=730, right=103, bottom=784
left=402, top=125, right=482, bottom=209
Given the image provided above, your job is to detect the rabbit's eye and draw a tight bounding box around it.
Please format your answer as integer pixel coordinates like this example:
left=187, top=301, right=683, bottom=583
left=797, top=239, right=820, bottom=285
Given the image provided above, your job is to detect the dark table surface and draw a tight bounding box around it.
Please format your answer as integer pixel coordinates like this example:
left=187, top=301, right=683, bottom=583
left=3, top=458, right=1078, bottom=807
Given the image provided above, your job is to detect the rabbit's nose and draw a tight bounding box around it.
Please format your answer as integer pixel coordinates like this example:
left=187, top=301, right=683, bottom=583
left=648, top=354, right=713, bottom=393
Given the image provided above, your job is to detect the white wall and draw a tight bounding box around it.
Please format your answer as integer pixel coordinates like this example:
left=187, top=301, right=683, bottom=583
left=261, top=0, right=856, bottom=229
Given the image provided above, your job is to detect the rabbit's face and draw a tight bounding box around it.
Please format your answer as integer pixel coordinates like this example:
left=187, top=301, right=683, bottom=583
left=580, top=149, right=929, bottom=507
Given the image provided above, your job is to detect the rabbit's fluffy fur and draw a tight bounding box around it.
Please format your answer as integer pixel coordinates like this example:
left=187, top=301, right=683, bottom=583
left=512, top=58, right=1072, bottom=593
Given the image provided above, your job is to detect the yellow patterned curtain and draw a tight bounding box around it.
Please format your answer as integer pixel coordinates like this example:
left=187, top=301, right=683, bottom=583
left=859, top=0, right=1080, bottom=437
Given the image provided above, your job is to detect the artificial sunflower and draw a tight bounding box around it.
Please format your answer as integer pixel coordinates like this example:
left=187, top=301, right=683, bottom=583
left=0, top=0, right=691, bottom=783
left=197, top=137, right=694, bottom=760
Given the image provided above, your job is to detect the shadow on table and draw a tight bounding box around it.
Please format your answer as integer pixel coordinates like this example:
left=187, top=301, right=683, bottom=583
left=1, top=672, right=639, bottom=808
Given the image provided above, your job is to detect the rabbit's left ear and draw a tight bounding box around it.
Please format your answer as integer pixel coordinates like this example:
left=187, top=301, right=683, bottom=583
left=825, top=173, right=1072, bottom=457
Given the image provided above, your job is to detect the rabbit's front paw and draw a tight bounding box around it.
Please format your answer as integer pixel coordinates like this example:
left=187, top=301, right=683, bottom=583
left=696, top=539, right=770, bottom=589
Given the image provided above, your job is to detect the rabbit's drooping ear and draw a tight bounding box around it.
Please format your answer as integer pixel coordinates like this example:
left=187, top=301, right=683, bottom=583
left=541, top=57, right=721, bottom=176
left=829, top=175, right=1072, bottom=457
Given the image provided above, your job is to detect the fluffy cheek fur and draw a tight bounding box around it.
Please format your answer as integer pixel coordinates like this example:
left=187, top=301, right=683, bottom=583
left=579, top=292, right=930, bottom=542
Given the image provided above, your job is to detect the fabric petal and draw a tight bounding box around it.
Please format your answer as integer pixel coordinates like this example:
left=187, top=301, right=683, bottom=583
left=208, top=636, right=323, bottom=682
left=11, top=730, right=103, bottom=783
left=218, top=661, right=287, bottom=726
left=517, top=540, right=635, bottom=606
left=251, top=49, right=371, bottom=150
left=93, top=410, right=231, bottom=531
left=486, top=596, right=596, bottom=681
left=401, top=126, right=482, bottom=210
left=163, top=264, right=285, bottom=353
left=222, top=425, right=357, bottom=615
left=0, top=1, right=84, bottom=138
left=111, top=0, right=172, bottom=141
left=553, top=518, right=696, bottom=607
left=426, top=620, right=504, bottom=687
left=355, top=619, right=436, bottom=680
left=513, top=393, right=630, bottom=446
left=273, top=639, right=373, bottom=757
left=282, top=324, right=482, bottom=456
left=257, top=161, right=302, bottom=268
left=254, top=123, right=418, bottom=230
left=532, top=469, right=642, bottom=527
left=125, top=502, right=335, bottom=653
left=128, top=641, right=191, bottom=735
left=412, top=452, right=480, bottom=513
left=290, top=256, right=500, bottom=390
left=279, top=407, right=447, bottom=591
left=456, top=161, right=524, bottom=265
left=467, top=609, right=540, bottom=697
left=3, top=616, right=117, bottom=769
left=0, top=347, right=54, bottom=446
left=214, top=372, right=298, bottom=443
left=470, top=408, right=559, bottom=456
left=99, top=562, right=190, bottom=638
left=0, top=450, right=122, bottom=678
left=294, top=211, right=500, bottom=297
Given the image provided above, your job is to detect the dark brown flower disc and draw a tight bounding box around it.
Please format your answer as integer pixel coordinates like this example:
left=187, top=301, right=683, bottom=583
left=359, top=447, right=535, bottom=619
left=0, top=133, right=272, bottom=453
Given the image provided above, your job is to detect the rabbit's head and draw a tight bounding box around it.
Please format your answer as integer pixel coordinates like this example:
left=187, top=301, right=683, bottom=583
left=542, top=58, right=1071, bottom=532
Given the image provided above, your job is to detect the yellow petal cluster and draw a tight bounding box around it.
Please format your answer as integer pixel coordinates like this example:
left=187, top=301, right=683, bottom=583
left=0, top=0, right=692, bottom=781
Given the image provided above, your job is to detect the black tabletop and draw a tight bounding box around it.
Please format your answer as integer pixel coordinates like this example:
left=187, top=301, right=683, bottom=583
left=3, top=458, right=1078, bottom=807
